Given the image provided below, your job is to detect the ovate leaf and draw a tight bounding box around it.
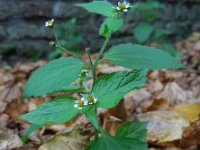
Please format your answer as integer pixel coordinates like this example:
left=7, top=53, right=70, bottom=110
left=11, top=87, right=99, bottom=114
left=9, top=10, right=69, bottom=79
left=76, top=1, right=113, bottom=17
left=133, top=22, right=154, bottom=43
left=87, top=130, right=147, bottom=150
left=116, top=121, right=148, bottom=142
left=20, top=96, right=78, bottom=125
left=92, top=70, right=147, bottom=108
left=21, top=124, right=43, bottom=143
left=60, top=85, right=84, bottom=92
left=100, top=17, right=123, bottom=37
left=104, top=43, right=184, bottom=69
left=83, top=106, right=99, bottom=129
left=23, top=57, right=84, bottom=98
left=161, top=43, right=181, bottom=58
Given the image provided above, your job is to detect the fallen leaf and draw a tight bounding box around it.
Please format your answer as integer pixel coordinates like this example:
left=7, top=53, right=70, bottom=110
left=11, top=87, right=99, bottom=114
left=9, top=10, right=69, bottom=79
left=0, top=126, right=23, bottom=149
left=137, top=111, right=189, bottom=143
left=124, top=88, right=151, bottom=103
left=38, top=126, right=89, bottom=150
left=158, top=82, right=187, bottom=104
left=173, top=103, right=200, bottom=122
left=180, top=119, right=200, bottom=148
left=146, top=98, right=169, bottom=112
left=0, top=114, right=9, bottom=127
left=148, top=79, right=164, bottom=93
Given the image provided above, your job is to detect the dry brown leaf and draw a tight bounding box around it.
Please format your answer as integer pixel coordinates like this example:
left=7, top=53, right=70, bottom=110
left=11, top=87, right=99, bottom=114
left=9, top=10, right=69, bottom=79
left=146, top=98, right=169, bottom=112
left=0, top=101, right=7, bottom=113
left=0, top=126, right=23, bottom=149
left=4, top=101, right=26, bottom=123
left=148, top=79, right=164, bottom=93
left=0, top=61, right=45, bottom=103
left=102, top=114, right=122, bottom=136
left=38, top=126, right=89, bottom=150
left=180, top=119, right=200, bottom=148
left=158, top=82, right=187, bottom=104
left=0, top=114, right=9, bottom=127
left=124, top=88, right=151, bottom=103
left=137, top=111, right=189, bottom=143
left=173, top=103, right=200, bottom=122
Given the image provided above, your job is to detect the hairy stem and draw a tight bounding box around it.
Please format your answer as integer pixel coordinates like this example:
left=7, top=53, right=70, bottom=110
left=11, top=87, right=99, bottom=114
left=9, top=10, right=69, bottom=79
left=86, top=48, right=97, bottom=82
left=86, top=34, right=112, bottom=141
left=94, top=33, right=111, bottom=68
left=54, top=30, right=78, bottom=58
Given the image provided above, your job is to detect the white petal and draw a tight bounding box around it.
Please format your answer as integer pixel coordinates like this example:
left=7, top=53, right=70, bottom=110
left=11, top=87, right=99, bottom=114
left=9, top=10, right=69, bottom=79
left=118, top=2, right=120, bottom=6
left=51, top=18, right=54, bottom=22
left=81, top=97, right=85, bottom=101
left=84, top=101, right=88, bottom=105
left=75, top=100, right=79, bottom=103
left=123, top=9, right=128, bottom=12
left=94, top=98, right=97, bottom=103
left=74, top=104, right=78, bottom=108
left=116, top=7, right=120, bottom=10
left=45, top=22, right=48, bottom=27
left=78, top=107, right=83, bottom=110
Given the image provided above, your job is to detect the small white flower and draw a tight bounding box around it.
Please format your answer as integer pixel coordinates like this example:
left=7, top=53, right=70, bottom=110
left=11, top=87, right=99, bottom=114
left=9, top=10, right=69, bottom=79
left=86, top=93, right=97, bottom=105
left=74, top=98, right=88, bottom=109
left=116, top=1, right=131, bottom=12
left=45, top=18, right=54, bottom=27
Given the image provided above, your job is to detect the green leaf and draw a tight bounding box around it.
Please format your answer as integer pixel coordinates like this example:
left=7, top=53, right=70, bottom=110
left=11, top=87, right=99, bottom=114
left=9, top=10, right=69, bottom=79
left=92, top=70, right=147, bottom=108
left=131, top=1, right=164, bottom=12
left=20, top=96, right=78, bottom=125
left=116, top=121, right=148, bottom=142
left=100, top=17, right=123, bottom=37
left=23, top=57, right=84, bottom=98
left=161, top=43, right=181, bottom=58
left=104, top=43, right=185, bottom=69
left=21, top=124, right=42, bottom=143
left=83, top=106, right=99, bottom=129
left=133, top=22, right=154, bottom=43
left=76, top=1, right=113, bottom=17
left=154, top=29, right=172, bottom=38
left=60, top=85, right=85, bottom=92
left=87, top=130, right=147, bottom=150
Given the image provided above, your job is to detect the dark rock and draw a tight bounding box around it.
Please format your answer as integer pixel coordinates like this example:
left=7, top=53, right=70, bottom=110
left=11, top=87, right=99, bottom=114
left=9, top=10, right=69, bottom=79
left=0, top=2, right=18, bottom=20
left=7, top=23, right=53, bottom=40
left=0, top=26, right=6, bottom=40
left=52, top=2, right=81, bottom=19
left=20, top=1, right=53, bottom=18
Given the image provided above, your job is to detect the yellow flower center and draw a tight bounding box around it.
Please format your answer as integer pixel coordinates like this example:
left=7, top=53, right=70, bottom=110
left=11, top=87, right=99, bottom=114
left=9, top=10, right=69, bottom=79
left=77, top=100, right=84, bottom=107
left=48, top=20, right=53, bottom=26
left=119, top=3, right=126, bottom=10
left=87, top=96, right=94, bottom=103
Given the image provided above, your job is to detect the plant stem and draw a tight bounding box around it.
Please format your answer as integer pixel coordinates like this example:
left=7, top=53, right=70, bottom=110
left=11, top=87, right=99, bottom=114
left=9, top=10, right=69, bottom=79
left=53, top=30, right=78, bottom=58
left=86, top=34, right=111, bottom=141
left=86, top=48, right=97, bottom=82
left=94, top=33, right=111, bottom=68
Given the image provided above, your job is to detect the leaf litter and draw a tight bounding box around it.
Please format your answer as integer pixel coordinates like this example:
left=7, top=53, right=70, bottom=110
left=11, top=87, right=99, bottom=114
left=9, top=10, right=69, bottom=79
left=0, top=33, right=200, bottom=149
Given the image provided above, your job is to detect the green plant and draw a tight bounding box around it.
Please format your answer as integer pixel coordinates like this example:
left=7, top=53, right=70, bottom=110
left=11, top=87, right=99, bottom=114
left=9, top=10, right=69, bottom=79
left=20, top=1, right=184, bottom=149
left=131, top=0, right=180, bottom=57
left=48, top=18, right=83, bottom=59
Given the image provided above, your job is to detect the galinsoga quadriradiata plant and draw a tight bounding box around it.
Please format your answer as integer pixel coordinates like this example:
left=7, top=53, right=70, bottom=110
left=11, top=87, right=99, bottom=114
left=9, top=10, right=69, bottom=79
left=20, top=1, right=184, bottom=149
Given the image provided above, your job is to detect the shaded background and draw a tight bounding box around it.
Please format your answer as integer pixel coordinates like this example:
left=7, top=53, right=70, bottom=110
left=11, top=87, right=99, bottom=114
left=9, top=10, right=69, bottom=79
left=0, top=0, right=200, bottom=62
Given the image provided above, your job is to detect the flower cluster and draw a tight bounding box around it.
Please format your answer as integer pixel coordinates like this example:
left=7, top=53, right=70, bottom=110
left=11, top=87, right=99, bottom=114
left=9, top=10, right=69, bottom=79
left=113, top=1, right=131, bottom=12
left=45, top=18, right=54, bottom=28
left=74, top=94, right=97, bottom=109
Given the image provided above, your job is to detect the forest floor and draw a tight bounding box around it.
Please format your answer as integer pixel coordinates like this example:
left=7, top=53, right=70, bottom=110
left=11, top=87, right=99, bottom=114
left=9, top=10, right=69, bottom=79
left=0, top=33, right=200, bottom=150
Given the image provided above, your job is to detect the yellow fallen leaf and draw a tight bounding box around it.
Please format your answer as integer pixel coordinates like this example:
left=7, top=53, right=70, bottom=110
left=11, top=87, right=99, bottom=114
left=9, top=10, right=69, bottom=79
left=137, top=111, right=189, bottom=143
left=173, top=103, right=200, bottom=122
